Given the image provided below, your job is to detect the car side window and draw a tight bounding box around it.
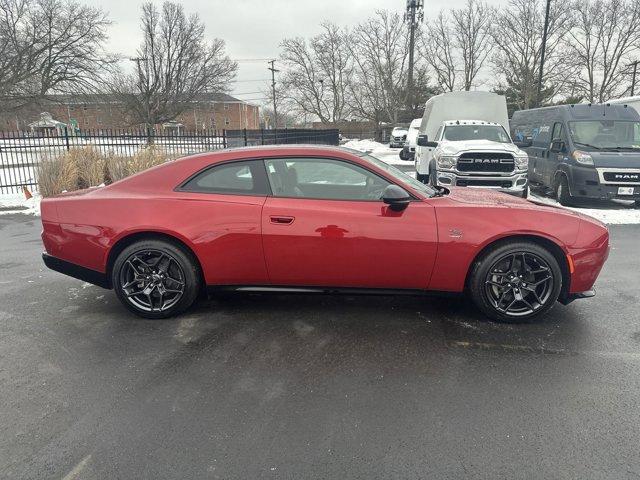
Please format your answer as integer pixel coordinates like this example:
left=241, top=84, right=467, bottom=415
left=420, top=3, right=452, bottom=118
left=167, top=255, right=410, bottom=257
left=180, top=160, right=270, bottom=195
left=264, top=157, right=391, bottom=201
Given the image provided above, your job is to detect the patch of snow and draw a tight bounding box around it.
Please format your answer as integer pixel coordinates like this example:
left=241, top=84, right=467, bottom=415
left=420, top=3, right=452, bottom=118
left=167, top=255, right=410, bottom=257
left=0, top=192, right=41, bottom=216
left=529, top=193, right=640, bottom=225
left=343, top=139, right=412, bottom=166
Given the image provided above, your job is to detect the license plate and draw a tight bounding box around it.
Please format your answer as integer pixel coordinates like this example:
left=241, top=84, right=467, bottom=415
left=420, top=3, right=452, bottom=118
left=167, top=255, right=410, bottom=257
left=618, top=186, right=635, bottom=195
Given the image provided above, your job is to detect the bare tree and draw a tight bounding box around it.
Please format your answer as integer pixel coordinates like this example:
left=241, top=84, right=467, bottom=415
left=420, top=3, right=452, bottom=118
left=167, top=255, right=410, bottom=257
left=421, top=12, right=457, bottom=92
left=451, top=0, right=494, bottom=90
left=280, top=22, right=351, bottom=123
left=0, top=0, right=112, bottom=110
left=567, top=0, right=640, bottom=102
left=111, top=1, right=237, bottom=128
left=347, top=10, right=412, bottom=125
left=490, top=0, right=573, bottom=109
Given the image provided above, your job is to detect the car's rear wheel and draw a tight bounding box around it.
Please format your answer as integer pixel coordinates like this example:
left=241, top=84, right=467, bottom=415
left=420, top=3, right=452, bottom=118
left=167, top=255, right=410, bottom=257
left=468, top=241, right=562, bottom=323
left=112, top=239, right=201, bottom=319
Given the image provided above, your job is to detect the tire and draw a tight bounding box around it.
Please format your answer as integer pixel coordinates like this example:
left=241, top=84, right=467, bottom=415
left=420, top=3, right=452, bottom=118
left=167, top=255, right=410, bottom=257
left=635, top=201, right=640, bottom=209
left=416, top=173, right=429, bottom=184
left=519, top=185, right=529, bottom=199
left=555, top=174, right=573, bottom=206
left=429, top=161, right=438, bottom=187
left=468, top=241, right=563, bottom=323
left=399, top=150, right=408, bottom=160
left=112, top=239, right=201, bottom=319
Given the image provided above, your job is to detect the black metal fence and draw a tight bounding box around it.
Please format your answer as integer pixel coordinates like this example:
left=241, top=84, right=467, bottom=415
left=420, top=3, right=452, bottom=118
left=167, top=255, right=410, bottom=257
left=0, top=127, right=340, bottom=194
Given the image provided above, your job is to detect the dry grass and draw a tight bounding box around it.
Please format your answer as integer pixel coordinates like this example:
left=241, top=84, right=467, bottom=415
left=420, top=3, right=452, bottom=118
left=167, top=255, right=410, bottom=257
left=37, top=154, right=80, bottom=197
left=38, top=146, right=174, bottom=196
left=106, top=147, right=173, bottom=183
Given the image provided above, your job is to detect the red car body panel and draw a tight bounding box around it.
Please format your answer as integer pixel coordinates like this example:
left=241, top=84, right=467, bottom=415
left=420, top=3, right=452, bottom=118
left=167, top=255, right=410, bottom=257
left=40, top=145, right=610, bottom=299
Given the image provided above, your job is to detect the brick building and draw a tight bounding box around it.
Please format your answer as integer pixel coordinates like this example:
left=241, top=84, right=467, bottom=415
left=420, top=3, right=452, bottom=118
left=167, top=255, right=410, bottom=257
left=1, top=93, right=260, bottom=133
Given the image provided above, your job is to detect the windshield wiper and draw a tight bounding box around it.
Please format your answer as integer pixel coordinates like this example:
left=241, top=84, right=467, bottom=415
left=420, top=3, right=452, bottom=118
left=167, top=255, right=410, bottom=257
left=573, top=141, right=601, bottom=150
left=601, top=145, right=640, bottom=151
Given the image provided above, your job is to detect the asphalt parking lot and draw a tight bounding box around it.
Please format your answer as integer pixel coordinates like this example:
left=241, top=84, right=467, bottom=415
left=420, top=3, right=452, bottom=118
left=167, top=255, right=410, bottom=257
left=1, top=213, right=640, bottom=479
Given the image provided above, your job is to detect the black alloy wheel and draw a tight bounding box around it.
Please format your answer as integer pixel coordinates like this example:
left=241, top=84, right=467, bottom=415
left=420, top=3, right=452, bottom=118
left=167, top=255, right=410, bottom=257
left=469, top=241, right=562, bottom=322
left=112, top=239, right=200, bottom=319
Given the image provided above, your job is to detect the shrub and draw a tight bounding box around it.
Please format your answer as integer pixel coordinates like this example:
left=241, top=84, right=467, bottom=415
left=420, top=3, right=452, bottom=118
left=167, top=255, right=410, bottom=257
left=106, top=147, right=173, bottom=183
left=37, top=145, right=174, bottom=196
left=37, top=154, right=80, bottom=197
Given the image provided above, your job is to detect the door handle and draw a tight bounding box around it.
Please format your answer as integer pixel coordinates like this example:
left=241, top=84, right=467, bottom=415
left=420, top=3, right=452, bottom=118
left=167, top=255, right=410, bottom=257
left=270, top=216, right=295, bottom=225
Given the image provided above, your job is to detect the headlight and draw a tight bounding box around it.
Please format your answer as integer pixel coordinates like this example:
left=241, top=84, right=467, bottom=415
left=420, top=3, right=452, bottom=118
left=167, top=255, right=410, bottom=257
left=572, top=150, right=594, bottom=166
left=437, top=155, right=456, bottom=169
left=515, top=155, right=528, bottom=170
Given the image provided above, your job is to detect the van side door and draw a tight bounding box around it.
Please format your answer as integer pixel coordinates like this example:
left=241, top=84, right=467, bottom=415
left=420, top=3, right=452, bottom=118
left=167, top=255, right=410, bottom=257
left=544, top=122, right=567, bottom=185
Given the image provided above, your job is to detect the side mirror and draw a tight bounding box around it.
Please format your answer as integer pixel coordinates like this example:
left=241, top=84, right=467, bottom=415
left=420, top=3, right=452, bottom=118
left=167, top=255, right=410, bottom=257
left=550, top=138, right=565, bottom=153
left=514, top=139, right=532, bottom=148
left=418, top=134, right=438, bottom=148
left=382, top=184, right=411, bottom=212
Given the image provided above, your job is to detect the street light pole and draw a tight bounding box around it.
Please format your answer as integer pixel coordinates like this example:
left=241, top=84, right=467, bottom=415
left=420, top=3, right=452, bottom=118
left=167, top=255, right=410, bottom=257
left=536, top=0, right=551, bottom=107
left=405, top=0, right=424, bottom=114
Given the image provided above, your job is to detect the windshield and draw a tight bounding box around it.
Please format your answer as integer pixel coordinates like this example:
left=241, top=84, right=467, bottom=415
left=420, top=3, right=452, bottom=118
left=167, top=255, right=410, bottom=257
left=353, top=151, right=439, bottom=197
left=568, top=121, right=640, bottom=150
left=442, top=125, right=511, bottom=143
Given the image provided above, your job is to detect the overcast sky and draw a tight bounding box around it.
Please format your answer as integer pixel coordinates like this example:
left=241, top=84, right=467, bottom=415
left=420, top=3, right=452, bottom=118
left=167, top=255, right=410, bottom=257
left=101, top=0, right=504, bottom=105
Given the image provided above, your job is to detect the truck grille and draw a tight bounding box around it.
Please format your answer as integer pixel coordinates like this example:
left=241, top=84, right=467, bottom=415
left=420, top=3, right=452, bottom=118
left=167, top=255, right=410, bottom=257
left=603, top=171, right=640, bottom=184
left=457, top=152, right=515, bottom=173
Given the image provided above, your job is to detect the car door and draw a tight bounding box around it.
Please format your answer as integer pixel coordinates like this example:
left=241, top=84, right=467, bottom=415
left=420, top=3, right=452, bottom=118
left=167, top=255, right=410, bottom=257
left=261, top=156, right=438, bottom=289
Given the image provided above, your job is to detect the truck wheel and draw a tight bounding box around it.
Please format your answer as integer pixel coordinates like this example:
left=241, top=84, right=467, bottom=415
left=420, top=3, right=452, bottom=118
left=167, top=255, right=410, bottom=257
left=555, top=174, right=573, bottom=206
left=416, top=173, right=429, bottom=184
left=520, top=185, right=529, bottom=199
left=399, top=150, right=408, bottom=160
left=635, top=201, right=640, bottom=209
left=468, top=240, right=562, bottom=323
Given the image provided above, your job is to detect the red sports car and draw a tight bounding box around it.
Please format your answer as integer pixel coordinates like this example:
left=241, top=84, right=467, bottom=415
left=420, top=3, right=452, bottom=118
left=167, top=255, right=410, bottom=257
left=41, top=145, right=609, bottom=322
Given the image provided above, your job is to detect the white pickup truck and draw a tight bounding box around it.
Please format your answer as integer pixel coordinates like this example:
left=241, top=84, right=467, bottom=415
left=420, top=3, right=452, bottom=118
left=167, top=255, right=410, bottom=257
left=415, top=92, right=529, bottom=197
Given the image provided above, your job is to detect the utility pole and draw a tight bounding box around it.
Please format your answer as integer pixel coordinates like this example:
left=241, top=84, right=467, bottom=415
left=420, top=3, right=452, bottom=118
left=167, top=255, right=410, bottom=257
left=536, top=0, right=551, bottom=107
left=405, top=0, right=424, bottom=115
left=268, top=60, right=279, bottom=130
left=629, top=60, right=640, bottom=96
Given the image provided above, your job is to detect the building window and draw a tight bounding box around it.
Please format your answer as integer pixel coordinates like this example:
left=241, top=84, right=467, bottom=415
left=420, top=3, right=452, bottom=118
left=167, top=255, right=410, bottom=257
left=224, top=117, right=230, bottom=126
left=96, top=117, right=102, bottom=125
left=224, top=104, right=229, bottom=111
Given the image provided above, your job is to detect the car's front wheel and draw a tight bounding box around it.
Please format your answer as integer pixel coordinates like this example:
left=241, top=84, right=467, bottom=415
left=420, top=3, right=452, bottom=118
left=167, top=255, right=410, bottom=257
left=468, top=241, right=562, bottom=322
left=112, top=239, right=201, bottom=319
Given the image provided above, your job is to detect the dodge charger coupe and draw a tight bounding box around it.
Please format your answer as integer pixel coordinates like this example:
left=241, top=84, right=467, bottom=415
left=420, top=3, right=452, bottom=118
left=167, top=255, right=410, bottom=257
left=41, top=145, right=610, bottom=322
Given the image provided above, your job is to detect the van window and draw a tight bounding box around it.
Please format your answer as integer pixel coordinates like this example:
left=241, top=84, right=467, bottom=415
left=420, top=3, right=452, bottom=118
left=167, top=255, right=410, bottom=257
left=551, top=122, right=565, bottom=141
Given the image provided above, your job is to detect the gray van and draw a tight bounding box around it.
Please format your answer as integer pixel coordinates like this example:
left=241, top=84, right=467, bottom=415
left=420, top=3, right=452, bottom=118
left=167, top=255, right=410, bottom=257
left=510, top=104, right=640, bottom=206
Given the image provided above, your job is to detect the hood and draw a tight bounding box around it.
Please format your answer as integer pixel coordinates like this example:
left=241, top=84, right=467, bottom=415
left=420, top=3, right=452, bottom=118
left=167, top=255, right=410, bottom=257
left=445, top=187, right=581, bottom=216
left=585, top=150, right=640, bottom=169
left=439, top=139, right=525, bottom=156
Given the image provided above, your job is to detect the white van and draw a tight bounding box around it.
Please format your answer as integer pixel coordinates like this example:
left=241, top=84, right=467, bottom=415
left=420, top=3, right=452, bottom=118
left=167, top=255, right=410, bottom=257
left=399, top=118, right=421, bottom=161
left=415, top=91, right=529, bottom=197
left=606, top=96, right=640, bottom=115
